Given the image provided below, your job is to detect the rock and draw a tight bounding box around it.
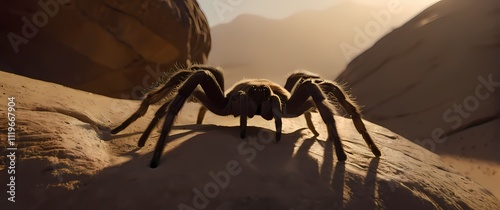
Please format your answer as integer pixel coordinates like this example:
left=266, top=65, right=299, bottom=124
left=0, top=0, right=211, bottom=98
left=336, top=0, right=500, bottom=198
left=1, top=71, right=498, bottom=209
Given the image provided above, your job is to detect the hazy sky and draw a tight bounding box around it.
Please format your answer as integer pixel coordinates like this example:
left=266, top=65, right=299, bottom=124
left=198, top=0, right=441, bottom=26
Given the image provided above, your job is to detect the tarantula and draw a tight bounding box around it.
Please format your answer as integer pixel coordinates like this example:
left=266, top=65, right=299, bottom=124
left=111, top=65, right=381, bottom=168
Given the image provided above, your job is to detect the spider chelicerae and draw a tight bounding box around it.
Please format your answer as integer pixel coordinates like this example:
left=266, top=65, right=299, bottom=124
left=111, top=65, right=381, bottom=168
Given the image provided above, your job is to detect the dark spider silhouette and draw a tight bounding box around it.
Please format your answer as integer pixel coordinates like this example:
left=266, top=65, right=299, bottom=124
left=111, top=65, right=381, bottom=168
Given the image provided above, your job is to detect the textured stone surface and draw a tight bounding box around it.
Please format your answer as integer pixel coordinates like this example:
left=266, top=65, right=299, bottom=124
left=336, top=0, right=500, bottom=198
left=1, top=71, right=499, bottom=209
left=0, top=0, right=211, bottom=98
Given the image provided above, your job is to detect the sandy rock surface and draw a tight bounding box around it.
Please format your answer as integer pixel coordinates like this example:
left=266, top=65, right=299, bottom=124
left=337, top=0, right=500, bottom=198
left=0, top=71, right=499, bottom=209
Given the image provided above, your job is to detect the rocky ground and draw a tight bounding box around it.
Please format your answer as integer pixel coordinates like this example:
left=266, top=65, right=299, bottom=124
left=1, top=71, right=499, bottom=209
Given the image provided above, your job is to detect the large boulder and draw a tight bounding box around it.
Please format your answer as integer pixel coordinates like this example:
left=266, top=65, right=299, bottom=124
left=336, top=0, right=500, bottom=198
left=1, top=71, right=499, bottom=209
left=0, top=0, right=211, bottom=98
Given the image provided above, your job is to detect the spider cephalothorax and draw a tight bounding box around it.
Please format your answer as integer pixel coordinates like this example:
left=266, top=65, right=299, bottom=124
left=111, top=65, right=381, bottom=168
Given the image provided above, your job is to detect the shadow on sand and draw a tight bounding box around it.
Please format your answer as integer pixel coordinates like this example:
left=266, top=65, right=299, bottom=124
left=40, top=124, right=381, bottom=210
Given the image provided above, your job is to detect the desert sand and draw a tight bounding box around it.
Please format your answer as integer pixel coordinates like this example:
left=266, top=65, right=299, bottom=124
left=1, top=71, right=499, bottom=209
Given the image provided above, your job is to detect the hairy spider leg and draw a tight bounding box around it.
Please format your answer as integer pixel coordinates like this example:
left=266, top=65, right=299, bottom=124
left=150, top=71, right=228, bottom=168
left=285, top=79, right=347, bottom=161
left=111, top=70, right=194, bottom=134
left=196, top=106, right=207, bottom=124
left=137, top=89, right=213, bottom=147
left=270, top=95, right=283, bottom=141
left=137, top=100, right=171, bottom=147
left=239, top=91, right=248, bottom=139
left=284, top=71, right=322, bottom=136
left=319, top=80, right=381, bottom=157
left=191, top=65, right=225, bottom=125
left=112, top=65, right=225, bottom=134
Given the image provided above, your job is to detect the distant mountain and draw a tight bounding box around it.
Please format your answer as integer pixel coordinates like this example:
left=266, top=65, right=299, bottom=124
left=208, top=3, right=404, bottom=85
left=337, top=0, right=500, bottom=198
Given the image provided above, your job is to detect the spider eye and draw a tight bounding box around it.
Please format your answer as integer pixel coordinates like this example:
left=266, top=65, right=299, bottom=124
left=249, top=86, right=257, bottom=94
left=262, top=87, right=271, bottom=98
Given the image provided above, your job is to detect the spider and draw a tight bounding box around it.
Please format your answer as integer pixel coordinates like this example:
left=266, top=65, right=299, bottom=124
left=111, top=65, right=381, bottom=168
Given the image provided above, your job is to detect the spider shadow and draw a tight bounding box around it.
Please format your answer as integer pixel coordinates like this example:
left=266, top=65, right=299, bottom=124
left=54, top=123, right=381, bottom=209
left=342, top=157, right=380, bottom=210
left=366, top=157, right=380, bottom=206
left=118, top=122, right=380, bottom=209
left=96, top=123, right=209, bottom=143
left=174, top=123, right=308, bottom=141
left=314, top=138, right=346, bottom=208
left=101, top=131, right=144, bottom=141
left=315, top=138, right=380, bottom=209
left=52, top=126, right=311, bottom=209
left=118, top=125, right=211, bottom=157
